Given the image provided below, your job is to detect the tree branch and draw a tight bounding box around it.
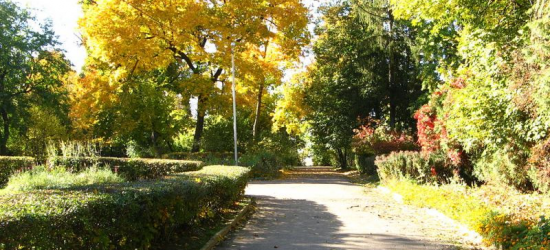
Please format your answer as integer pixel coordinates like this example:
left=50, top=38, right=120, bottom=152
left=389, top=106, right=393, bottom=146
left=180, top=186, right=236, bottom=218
left=212, top=67, right=223, bottom=82
left=169, top=46, right=197, bottom=73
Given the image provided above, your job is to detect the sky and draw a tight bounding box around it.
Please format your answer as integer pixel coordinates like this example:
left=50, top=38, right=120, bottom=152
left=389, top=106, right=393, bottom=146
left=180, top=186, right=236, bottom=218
left=12, top=0, right=322, bottom=73
left=13, top=0, right=86, bottom=71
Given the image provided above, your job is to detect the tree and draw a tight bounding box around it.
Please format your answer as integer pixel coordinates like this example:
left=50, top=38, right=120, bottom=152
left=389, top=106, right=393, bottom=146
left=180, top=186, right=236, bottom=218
left=69, top=63, right=189, bottom=157
left=0, top=0, right=71, bottom=155
left=297, top=1, right=422, bottom=168
left=272, top=71, right=312, bottom=136
left=238, top=42, right=290, bottom=141
left=352, top=0, right=423, bottom=128
left=388, top=0, right=539, bottom=188
left=389, top=0, right=533, bottom=90
left=79, top=0, right=309, bottom=152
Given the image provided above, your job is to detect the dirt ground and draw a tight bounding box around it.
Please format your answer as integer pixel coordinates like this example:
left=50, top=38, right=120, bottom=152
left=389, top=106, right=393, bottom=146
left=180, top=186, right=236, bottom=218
left=216, top=167, right=485, bottom=250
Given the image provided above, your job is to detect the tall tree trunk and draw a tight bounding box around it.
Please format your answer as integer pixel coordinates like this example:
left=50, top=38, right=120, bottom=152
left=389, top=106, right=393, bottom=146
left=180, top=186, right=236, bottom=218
left=387, top=11, right=397, bottom=129
left=0, top=107, right=9, bottom=155
left=252, top=83, right=264, bottom=141
left=151, top=130, right=159, bottom=157
left=192, top=95, right=206, bottom=153
left=388, top=50, right=397, bottom=128
left=336, top=148, right=348, bottom=169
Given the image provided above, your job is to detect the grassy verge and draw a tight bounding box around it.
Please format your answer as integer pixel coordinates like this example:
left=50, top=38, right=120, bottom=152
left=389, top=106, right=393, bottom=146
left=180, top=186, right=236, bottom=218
left=49, top=157, right=204, bottom=180
left=1, top=166, right=125, bottom=194
left=384, top=179, right=550, bottom=249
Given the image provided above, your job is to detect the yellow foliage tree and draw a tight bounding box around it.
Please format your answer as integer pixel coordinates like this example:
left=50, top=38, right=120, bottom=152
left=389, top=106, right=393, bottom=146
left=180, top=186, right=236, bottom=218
left=68, top=65, right=118, bottom=135
left=272, top=70, right=312, bottom=136
left=79, top=0, right=309, bottom=152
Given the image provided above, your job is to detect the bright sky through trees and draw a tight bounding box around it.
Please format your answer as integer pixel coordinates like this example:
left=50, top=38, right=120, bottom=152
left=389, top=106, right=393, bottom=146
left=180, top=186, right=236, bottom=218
left=12, top=0, right=85, bottom=70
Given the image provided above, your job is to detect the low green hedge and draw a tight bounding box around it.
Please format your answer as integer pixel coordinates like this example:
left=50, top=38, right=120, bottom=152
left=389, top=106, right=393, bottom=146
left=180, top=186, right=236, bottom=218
left=162, top=152, right=237, bottom=165
left=0, top=157, right=35, bottom=186
left=0, top=165, right=250, bottom=249
left=239, top=151, right=282, bottom=179
left=49, top=157, right=204, bottom=181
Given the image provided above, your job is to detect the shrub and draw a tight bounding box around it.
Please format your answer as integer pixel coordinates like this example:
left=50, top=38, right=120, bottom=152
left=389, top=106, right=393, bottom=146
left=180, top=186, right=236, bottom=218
left=2, top=166, right=125, bottom=193
left=239, top=150, right=281, bottom=179
left=0, top=165, right=249, bottom=249
left=176, top=165, right=250, bottom=209
left=414, top=104, right=441, bottom=154
left=352, top=120, right=418, bottom=156
left=473, top=149, right=530, bottom=190
left=414, top=97, right=470, bottom=177
left=376, top=151, right=455, bottom=184
left=162, top=152, right=237, bottom=165
left=0, top=156, right=35, bottom=186
left=354, top=154, right=376, bottom=175
left=528, top=137, right=550, bottom=193
left=480, top=214, right=550, bottom=249
left=48, top=157, right=204, bottom=181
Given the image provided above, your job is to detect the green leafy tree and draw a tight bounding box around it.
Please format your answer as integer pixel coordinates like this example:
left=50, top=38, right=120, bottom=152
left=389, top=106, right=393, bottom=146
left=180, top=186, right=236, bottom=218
left=0, top=0, right=71, bottom=155
left=300, top=1, right=422, bottom=168
left=388, top=0, right=541, bottom=188
left=352, top=0, right=424, bottom=127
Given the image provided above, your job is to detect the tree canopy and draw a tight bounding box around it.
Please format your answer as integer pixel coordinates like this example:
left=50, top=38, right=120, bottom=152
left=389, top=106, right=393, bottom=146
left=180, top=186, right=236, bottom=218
left=79, top=0, right=310, bottom=152
left=0, top=0, right=71, bottom=155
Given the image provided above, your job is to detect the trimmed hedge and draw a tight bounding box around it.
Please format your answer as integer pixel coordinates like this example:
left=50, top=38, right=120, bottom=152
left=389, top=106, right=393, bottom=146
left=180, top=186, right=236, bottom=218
left=239, top=151, right=282, bottom=179
left=0, top=157, right=35, bottom=186
left=49, top=157, right=204, bottom=181
left=0, top=165, right=250, bottom=249
left=162, top=152, right=237, bottom=165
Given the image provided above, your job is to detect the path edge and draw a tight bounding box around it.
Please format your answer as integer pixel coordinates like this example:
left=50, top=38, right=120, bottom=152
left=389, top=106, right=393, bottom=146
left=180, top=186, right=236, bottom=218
left=377, top=185, right=490, bottom=249
left=200, top=197, right=256, bottom=250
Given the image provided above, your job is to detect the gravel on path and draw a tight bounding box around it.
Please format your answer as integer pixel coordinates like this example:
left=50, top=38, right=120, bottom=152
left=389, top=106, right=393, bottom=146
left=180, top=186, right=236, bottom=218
left=217, top=168, right=483, bottom=250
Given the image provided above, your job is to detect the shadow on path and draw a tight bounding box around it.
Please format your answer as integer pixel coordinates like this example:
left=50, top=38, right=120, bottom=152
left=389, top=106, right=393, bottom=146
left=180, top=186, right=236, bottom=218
left=218, top=194, right=455, bottom=250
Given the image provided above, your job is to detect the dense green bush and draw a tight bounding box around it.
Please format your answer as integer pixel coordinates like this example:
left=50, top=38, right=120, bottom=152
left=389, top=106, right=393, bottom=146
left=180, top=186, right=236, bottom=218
left=48, top=157, right=204, bottom=181
left=354, top=154, right=376, bottom=175
left=0, top=165, right=249, bottom=249
left=375, top=151, right=455, bottom=184
left=0, top=157, right=35, bottom=186
left=162, top=152, right=237, bottom=165
left=239, top=150, right=282, bottom=179
left=481, top=213, right=550, bottom=249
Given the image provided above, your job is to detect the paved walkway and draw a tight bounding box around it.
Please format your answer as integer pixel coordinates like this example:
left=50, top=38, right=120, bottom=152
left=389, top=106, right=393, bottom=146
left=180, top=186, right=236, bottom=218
left=217, top=168, right=482, bottom=250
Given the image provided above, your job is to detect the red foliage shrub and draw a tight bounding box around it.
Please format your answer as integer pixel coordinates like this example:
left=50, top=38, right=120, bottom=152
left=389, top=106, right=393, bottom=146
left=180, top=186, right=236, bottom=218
left=414, top=101, right=467, bottom=171
left=414, top=104, right=441, bottom=154
left=528, top=137, right=550, bottom=192
left=352, top=119, right=418, bottom=156
left=450, top=77, right=466, bottom=89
